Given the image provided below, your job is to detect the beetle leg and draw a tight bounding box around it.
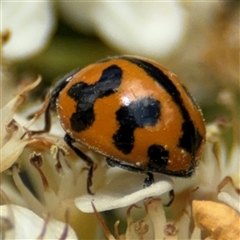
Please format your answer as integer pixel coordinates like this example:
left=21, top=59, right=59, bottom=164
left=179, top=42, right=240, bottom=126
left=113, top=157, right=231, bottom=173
left=107, top=158, right=175, bottom=205
left=32, top=104, right=52, bottom=134
left=165, top=189, right=174, bottom=207
left=64, top=134, right=94, bottom=195
left=21, top=94, right=52, bottom=139
left=143, top=172, right=154, bottom=188
left=107, top=157, right=155, bottom=188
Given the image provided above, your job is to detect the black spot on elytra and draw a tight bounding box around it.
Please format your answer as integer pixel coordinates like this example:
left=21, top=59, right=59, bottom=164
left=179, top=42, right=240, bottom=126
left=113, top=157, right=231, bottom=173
left=118, top=56, right=203, bottom=156
left=68, top=65, right=122, bottom=132
left=147, top=144, right=169, bottom=170
left=179, top=121, right=203, bottom=154
left=113, top=97, right=161, bottom=154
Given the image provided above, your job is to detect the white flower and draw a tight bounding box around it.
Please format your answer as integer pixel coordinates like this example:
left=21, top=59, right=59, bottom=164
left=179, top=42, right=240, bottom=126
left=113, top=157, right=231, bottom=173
left=92, top=2, right=187, bottom=58
left=1, top=1, right=56, bottom=60
left=58, top=1, right=187, bottom=58
left=202, top=121, right=240, bottom=212
left=0, top=204, right=77, bottom=239
left=0, top=78, right=41, bottom=173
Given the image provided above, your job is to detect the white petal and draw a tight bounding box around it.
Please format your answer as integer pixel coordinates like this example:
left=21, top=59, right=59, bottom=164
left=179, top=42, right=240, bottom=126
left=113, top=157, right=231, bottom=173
left=0, top=78, right=41, bottom=172
left=1, top=205, right=78, bottom=239
left=75, top=171, right=173, bottom=213
left=2, top=2, right=56, bottom=60
left=0, top=77, right=41, bottom=136
left=92, top=2, right=187, bottom=58
left=1, top=97, right=20, bottom=140
left=227, top=144, right=240, bottom=185
left=0, top=174, right=27, bottom=207
left=218, top=191, right=240, bottom=213
left=1, top=122, right=29, bottom=172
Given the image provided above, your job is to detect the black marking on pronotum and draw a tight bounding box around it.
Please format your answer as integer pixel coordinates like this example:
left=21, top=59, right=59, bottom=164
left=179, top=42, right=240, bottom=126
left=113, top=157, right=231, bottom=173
left=119, top=56, right=203, bottom=156
left=67, top=65, right=122, bottom=132
left=113, top=97, right=161, bottom=154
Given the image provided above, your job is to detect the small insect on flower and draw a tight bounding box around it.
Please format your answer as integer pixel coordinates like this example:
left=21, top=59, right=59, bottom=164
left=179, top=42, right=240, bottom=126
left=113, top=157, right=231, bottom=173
left=25, top=56, right=206, bottom=197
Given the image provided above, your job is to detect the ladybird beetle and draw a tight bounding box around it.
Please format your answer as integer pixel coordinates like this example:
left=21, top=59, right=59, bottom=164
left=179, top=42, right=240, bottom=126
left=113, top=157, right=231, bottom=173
left=33, top=56, right=206, bottom=195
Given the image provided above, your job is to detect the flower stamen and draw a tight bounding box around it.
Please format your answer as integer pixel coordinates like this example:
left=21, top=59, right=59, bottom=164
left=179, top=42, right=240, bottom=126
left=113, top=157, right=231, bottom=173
left=59, top=209, right=69, bottom=240
left=30, top=152, right=49, bottom=191
left=113, top=220, right=121, bottom=240
left=91, top=201, right=116, bottom=240
left=218, top=176, right=240, bottom=194
left=11, top=165, right=45, bottom=215
left=37, top=213, right=50, bottom=240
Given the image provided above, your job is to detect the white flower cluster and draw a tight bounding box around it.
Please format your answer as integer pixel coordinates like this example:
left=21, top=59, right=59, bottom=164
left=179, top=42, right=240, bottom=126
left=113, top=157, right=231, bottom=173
left=1, top=2, right=239, bottom=239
